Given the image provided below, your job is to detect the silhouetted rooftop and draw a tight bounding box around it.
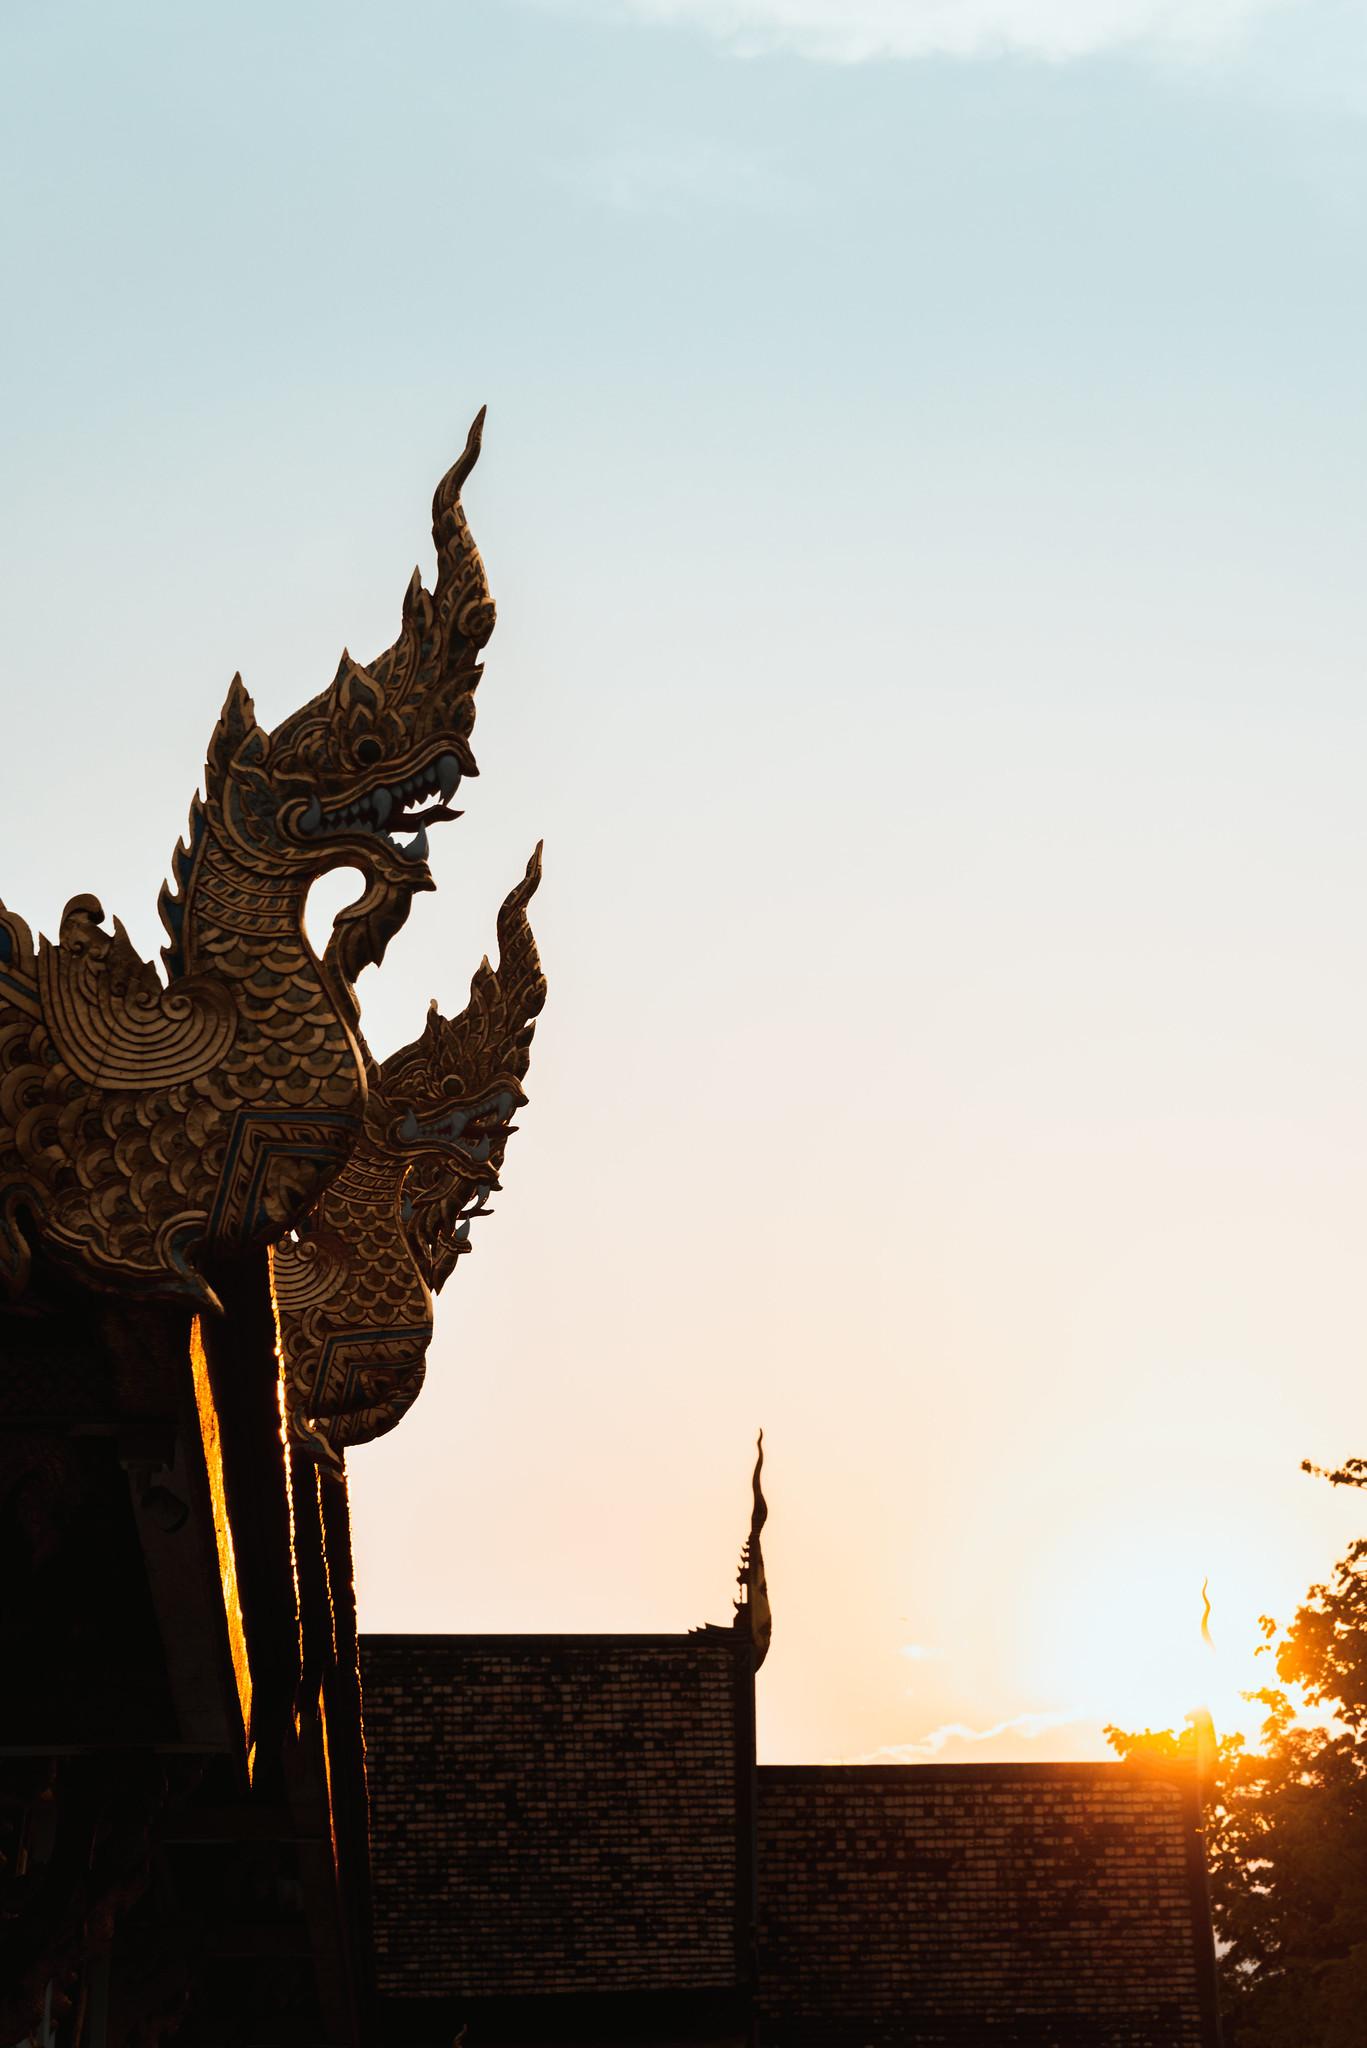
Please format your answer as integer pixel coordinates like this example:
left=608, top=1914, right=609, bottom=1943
left=362, top=1632, right=752, bottom=2006
left=360, top=1636, right=1219, bottom=2048
left=758, top=1762, right=1218, bottom=2047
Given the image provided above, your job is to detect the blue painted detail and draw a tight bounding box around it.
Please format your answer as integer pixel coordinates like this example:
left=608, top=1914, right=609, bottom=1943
left=0, top=966, right=36, bottom=1004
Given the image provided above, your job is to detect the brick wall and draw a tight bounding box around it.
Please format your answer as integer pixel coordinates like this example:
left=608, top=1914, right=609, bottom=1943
left=756, top=1764, right=1218, bottom=2048
left=361, top=1633, right=748, bottom=1999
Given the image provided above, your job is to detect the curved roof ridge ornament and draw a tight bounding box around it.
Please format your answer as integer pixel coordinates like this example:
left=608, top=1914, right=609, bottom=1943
left=735, top=1429, right=771, bottom=1670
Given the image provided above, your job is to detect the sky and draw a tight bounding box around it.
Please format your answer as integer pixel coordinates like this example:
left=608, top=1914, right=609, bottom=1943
left=5, top=0, right=1367, bottom=1764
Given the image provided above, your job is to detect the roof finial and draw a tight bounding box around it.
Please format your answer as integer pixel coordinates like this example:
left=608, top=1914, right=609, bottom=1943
left=734, top=1430, right=771, bottom=1670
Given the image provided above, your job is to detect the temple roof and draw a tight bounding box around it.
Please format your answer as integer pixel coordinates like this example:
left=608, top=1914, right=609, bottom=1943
left=758, top=1762, right=1218, bottom=2047
left=361, top=1632, right=752, bottom=2004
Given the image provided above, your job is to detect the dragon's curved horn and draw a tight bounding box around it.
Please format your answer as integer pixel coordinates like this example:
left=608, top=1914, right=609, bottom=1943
left=433, top=406, right=487, bottom=525
left=428, top=407, right=494, bottom=653
left=497, top=840, right=543, bottom=947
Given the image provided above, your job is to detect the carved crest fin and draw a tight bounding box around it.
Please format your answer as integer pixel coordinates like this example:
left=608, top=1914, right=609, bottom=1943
left=157, top=793, right=208, bottom=981
left=38, top=897, right=237, bottom=1092
left=204, top=673, right=265, bottom=801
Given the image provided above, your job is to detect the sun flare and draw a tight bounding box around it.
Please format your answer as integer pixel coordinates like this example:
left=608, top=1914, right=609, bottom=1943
left=1028, top=1532, right=1273, bottom=1745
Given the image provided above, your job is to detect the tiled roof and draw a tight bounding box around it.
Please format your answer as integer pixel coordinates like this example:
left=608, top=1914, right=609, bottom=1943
left=756, top=1763, right=1219, bottom=2048
left=361, top=1633, right=749, bottom=1999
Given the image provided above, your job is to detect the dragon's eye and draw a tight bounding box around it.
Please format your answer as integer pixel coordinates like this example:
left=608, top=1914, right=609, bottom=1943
left=355, top=735, right=383, bottom=765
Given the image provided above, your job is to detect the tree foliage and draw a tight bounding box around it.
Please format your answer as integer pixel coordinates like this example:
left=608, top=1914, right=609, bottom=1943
left=1109, top=1461, right=1367, bottom=2046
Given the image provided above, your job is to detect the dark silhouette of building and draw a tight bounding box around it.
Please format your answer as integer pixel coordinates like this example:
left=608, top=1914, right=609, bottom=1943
left=364, top=1632, right=754, bottom=2044
left=362, top=1633, right=1220, bottom=2048
left=758, top=1763, right=1218, bottom=2047
left=3, top=1266, right=1220, bottom=2048
left=2, top=1263, right=373, bottom=2045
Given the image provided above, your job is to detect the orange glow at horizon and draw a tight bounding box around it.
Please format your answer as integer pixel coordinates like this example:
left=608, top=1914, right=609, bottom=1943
left=1024, top=1540, right=1269, bottom=1747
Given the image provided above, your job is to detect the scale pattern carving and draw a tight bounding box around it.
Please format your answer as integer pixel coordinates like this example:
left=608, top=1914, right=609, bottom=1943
left=276, top=848, right=546, bottom=1471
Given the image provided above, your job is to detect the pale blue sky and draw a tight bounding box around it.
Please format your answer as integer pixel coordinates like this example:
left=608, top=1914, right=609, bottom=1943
left=5, top=0, right=1367, bottom=1760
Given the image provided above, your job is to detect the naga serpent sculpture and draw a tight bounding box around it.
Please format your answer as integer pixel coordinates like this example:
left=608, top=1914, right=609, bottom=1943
left=276, top=846, right=546, bottom=1474
left=0, top=413, right=495, bottom=1312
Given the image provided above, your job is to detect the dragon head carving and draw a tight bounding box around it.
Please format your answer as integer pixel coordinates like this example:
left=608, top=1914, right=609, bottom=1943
left=161, top=410, right=495, bottom=991
left=276, top=846, right=546, bottom=1474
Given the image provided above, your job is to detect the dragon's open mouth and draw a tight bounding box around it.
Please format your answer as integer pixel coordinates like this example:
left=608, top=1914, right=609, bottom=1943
left=443, top=1183, right=496, bottom=1258
left=397, top=1088, right=517, bottom=1161
left=295, top=749, right=472, bottom=862
left=401, top=1167, right=497, bottom=1260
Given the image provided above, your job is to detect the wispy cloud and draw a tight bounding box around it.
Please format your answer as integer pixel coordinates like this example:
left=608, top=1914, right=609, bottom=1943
left=899, top=1642, right=947, bottom=1662
left=611, top=0, right=1304, bottom=64
left=842, top=1708, right=1086, bottom=1762
left=560, top=136, right=791, bottom=216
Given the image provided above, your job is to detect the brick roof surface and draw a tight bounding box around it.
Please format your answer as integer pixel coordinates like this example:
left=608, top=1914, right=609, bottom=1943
left=360, top=1633, right=747, bottom=1999
left=756, top=1763, right=1218, bottom=2048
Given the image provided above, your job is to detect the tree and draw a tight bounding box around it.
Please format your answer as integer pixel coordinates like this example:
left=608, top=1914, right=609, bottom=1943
left=1108, top=1461, right=1367, bottom=2047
